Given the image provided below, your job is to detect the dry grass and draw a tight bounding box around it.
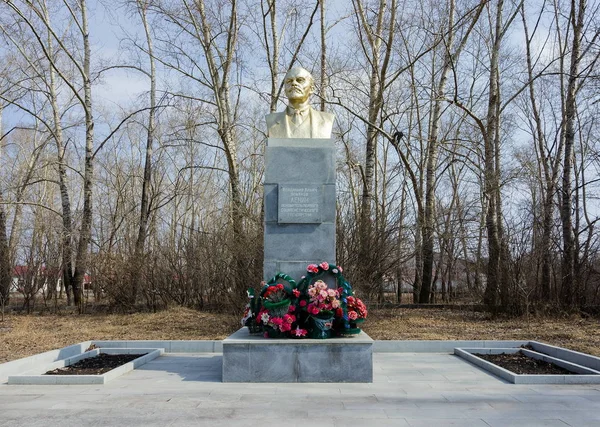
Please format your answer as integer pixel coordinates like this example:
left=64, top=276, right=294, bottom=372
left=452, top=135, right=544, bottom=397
left=0, top=307, right=240, bottom=363
left=362, top=308, right=600, bottom=357
left=1, top=307, right=599, bottom=363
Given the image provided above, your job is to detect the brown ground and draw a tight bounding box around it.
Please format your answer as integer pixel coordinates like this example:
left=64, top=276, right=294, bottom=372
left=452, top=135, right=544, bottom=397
left=1, top=307, right=599, bottom=363
left=476, top=352, right=576, bottom=375
left=45, top=353, right=144, bottom=375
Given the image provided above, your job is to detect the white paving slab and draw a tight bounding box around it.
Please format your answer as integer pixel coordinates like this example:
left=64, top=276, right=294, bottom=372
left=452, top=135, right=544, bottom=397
left=1, top=352, right=600, bottom=426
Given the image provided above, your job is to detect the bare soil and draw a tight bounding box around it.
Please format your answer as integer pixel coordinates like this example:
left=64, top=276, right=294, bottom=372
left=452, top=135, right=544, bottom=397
left=45, top=353, right=144, bottom=375
left=476, top=352, right=577, bottom=375
left=1, top=306, right=599, bottom=363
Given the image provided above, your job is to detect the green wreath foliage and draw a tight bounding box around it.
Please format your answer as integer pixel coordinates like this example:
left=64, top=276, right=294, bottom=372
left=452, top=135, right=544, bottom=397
left=244, top=262, right=367, bottom=339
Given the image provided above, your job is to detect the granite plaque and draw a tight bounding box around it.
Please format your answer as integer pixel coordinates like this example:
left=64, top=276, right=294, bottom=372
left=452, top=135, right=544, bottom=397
left=278, top=185, right=322, bottom=224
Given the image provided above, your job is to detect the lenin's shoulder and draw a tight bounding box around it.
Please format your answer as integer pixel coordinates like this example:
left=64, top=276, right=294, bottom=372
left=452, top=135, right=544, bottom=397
left=312, top=109, right=335, bottom=124
left=266, top=111, right=286, bottom=127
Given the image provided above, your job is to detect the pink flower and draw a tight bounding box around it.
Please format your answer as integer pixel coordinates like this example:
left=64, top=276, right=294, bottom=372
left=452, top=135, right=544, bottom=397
left=271, top=317, right=283, bottom=327
left=307, top=264, right=319, bottom=273
left=288, top=305, right=296, bottom=313
left=332, top=300, right=340, bottom=309
left=292, top=289, right=300, bottom=297
left=348, top=311, right=358, bottom=320
left=337, top=266, right=343, bottom=272
left=319, top=261, right=329, bottom=270
left=293, top=327, right=307, bottom=337
left=299, top=300, right=307, bottom=307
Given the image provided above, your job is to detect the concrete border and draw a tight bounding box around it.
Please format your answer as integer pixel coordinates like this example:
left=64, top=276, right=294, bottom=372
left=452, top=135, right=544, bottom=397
left=372, top=339, right=529, bottom=353
left=95, top=338, right=528, bottom=353
left=529, top=340, right=600, bottom=371
left=455, top=346, right=600, bottom=384
left=7, top=348, right=163, bottom=385
left=92, top=340, right=223, bottom=353
left=3, top=338, right=600, bottom=385
left=0, top=341, right=92, bottom=383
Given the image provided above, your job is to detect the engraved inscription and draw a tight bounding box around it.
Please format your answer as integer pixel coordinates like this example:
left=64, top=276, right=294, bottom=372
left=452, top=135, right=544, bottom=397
left=278, top=185, right=322, bottom=223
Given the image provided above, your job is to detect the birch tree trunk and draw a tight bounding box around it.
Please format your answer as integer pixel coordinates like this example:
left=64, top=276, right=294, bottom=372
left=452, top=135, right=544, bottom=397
left=352, top=0, right=396, bottom=288
left=130, top=0, right=157, bottom=304
left=72, top=0, right=94, bottom=309
left=43, top=1, right=75, bottom=307
left=560, top=0, right=585, bottom=308
left=482, top=0, right=504, bottom=308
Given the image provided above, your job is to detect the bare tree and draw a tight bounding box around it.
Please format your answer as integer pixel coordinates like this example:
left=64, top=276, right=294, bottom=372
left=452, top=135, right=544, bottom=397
left=0, top=105, right=11, bottom=306
left=419, top=0, right=485, bottom=303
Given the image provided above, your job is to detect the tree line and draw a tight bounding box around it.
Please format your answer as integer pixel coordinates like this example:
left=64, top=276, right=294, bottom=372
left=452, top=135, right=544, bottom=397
left=0, top=0, right=598, bottom=314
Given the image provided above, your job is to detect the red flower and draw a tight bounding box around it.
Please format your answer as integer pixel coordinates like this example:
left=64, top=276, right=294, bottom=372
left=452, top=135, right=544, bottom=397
left=292, top=289, right=300, bottom=298
left=319, top=261, right=329, bottom=270
left=307, top=264, right=319, bottom=273
left=277, top=283, right=284, bottom=290
left=299, top=300, right=307, bottom=307
left=335, top=308, right=343, bottom=318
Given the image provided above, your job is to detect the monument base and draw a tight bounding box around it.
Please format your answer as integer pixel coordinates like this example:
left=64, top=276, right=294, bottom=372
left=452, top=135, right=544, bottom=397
left=222, top=328, right=373, bottom=383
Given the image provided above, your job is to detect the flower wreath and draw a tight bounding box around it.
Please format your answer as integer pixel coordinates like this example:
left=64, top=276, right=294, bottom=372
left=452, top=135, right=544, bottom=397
left=244, top=262, right=367, bottom=338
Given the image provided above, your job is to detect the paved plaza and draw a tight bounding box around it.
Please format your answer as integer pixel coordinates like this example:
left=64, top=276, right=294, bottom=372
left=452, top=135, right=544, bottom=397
left=1, top=352, right=600, bottom=426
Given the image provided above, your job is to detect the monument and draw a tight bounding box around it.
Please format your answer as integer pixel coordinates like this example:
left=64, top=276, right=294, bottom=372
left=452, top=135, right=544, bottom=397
left=222, top=66, right=373, bottom=383
left=263, top=66, right=337, bottom=283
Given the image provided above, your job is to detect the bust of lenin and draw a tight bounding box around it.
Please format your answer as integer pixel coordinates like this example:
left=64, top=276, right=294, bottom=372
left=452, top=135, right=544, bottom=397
left=266, top=66, right=335, bottom=139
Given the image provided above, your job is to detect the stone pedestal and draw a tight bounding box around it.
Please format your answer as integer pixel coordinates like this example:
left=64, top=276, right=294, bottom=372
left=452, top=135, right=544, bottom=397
left=263, top=138, right=336, bottom=282
left=222, top=328, right=373, bottom=383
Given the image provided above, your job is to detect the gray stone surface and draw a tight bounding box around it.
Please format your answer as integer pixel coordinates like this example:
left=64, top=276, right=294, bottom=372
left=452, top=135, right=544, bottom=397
left=222, top=328, right=373, bottom=383
left=278, top=184, right=322, bottom=223
left=91, top=340, right=222, bottom=353
left=373, top=340, right=530, bottom=353
left=263, top=223, right=336, bottom=259
left=3, top=351, right=600, bottom=426
left=264, top=139, right=335, bottom=184
left=263, top=138, right=336, bottom=282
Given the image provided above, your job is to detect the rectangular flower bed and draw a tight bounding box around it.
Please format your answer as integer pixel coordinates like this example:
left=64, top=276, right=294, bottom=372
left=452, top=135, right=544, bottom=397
left=455, top=345, right=600, bottom=384
left=8, top=348, right=163, bottom=385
